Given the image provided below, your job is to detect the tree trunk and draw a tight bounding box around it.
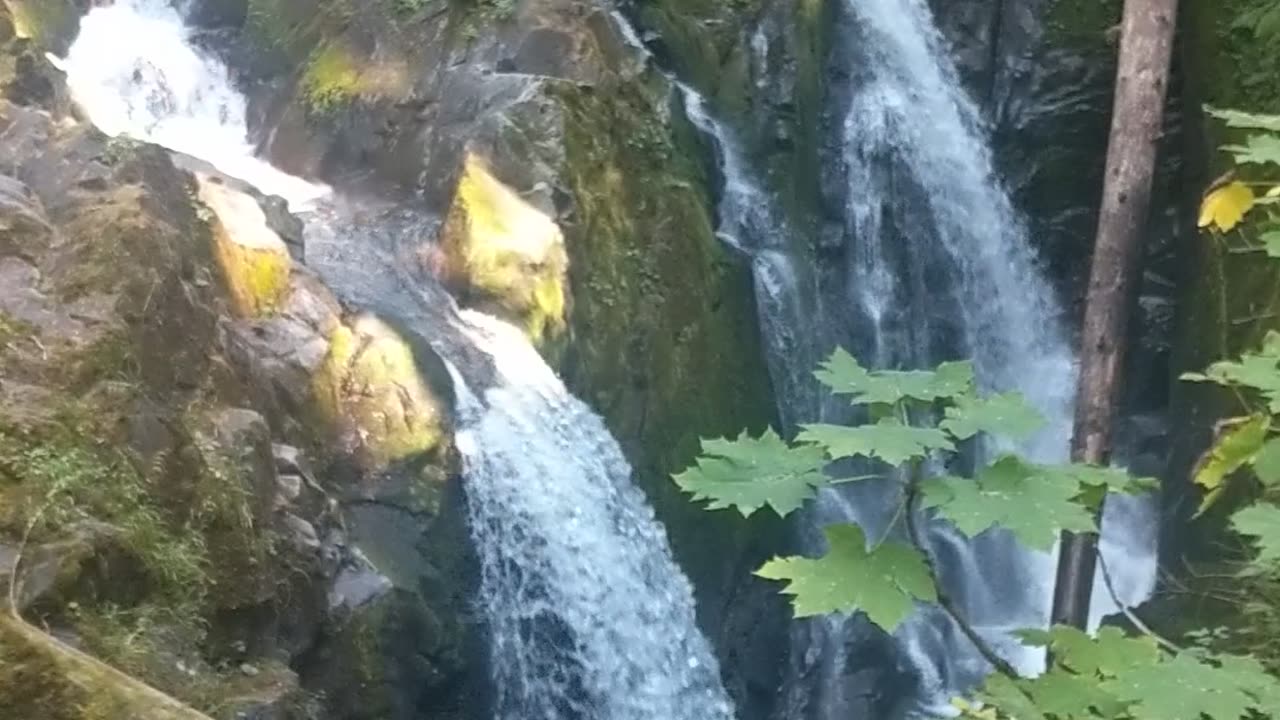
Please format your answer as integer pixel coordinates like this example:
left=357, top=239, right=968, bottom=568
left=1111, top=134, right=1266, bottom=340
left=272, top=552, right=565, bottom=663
left=1050, top=0, right=1179, bottom=630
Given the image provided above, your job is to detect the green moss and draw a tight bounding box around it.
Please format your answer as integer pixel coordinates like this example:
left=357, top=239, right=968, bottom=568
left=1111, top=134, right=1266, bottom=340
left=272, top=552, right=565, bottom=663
left=302, top=43, right=364, bottom=114
left=441, top=154, right=569, bottom=346
left=555, top=78, right=776, bottom=606
left=0, top=311, right=33, bottom=351
left=0, top=431, right=210, bottom=610
left=311, top=318, right=448, bottom=470
left=634, top=0, right=762, bottom=94
left=4, top=0, right=78, bottom=51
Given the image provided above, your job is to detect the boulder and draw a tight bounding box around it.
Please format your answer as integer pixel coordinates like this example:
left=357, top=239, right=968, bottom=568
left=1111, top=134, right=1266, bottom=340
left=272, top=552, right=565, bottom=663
left=437, top=153, right=569, bottom=346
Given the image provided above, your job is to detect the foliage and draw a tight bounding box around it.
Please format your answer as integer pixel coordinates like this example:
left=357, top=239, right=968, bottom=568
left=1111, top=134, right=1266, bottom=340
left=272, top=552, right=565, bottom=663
left=672, top=186, right=1280, bottom=717
left=756, top=524, right=935, bottom=629
left=1199, top=108, right=1280, bottom=251
left=921, top=457, right=1097, bottom=551
left=965, top=626, right=1280, bottom=720
left=673, top=429, right=829, bottom=516
left=671, top=345, right=1154, bottom=651
left=0, top=434, right=209, bottom=609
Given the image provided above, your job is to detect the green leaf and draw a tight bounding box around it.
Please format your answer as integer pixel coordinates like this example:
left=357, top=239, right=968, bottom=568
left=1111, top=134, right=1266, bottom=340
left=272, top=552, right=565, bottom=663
left=1048, top=463, right=1156, bottom=495
left=812, top=348, right=974, bottom=405
left=1183, top=332, right=1280, bottom=413
left=940, top=392, right=1044, bottom=441
left=1207, top=107, right=1280, bottom=132
left=1261, top=229, right=1280, bottom=258
left=1225, top=133, right=1280, bottom=166
left=1103, top=652, right=1263, bottom=720
left=1231, top=502, right=1280, bottom=569
left=755, top=524, right=936, bottom=630
left=921, top=456, right=1097, bottom=551
left=798, top=420, right=953, bottom=466
left=1252, top=437, right=1280, bottom=486
left=1010, top=627, right=1280, bottom=720
left=1017, top=626, right=1160, bottom=678
left=1211, top=653, right=1280, bottom=708
left=974, top=674, right=1046, bottom=720
left=1193, top=414, right=1270, bottom=512
left=672, top=429, right=829, bottom=517
left=1015, top=668, right=1126, bottom=719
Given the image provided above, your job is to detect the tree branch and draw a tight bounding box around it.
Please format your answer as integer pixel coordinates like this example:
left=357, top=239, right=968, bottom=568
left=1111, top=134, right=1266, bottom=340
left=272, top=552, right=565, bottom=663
left=904, top=482, right=1021, bottom=678
left=1094, top=545, right=1181, bottom=652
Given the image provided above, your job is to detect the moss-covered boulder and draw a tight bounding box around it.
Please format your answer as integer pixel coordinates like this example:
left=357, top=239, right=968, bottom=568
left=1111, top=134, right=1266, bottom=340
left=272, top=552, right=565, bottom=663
left=199, top=177, right=294, bottom=318
left=438, top=153, right=568, bottom=348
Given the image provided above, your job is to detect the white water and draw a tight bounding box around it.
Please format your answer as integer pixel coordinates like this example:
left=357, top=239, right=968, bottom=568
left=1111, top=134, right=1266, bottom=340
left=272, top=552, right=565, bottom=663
left=663, top=0, right=1158, bottom=715
left=58, top=0, right=328, bottom=209
left=64, top=4, right=737, bottom=718
left=451, top=311, right=735, bottom=720
left=677, top=85, right=825, bottom=431
left=832, top=0, right=1158, bottom=711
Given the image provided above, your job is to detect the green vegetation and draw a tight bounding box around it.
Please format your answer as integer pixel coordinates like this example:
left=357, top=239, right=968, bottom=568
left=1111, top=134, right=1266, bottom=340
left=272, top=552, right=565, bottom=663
left=0, top=434, right=209, bottom=610
left=675, top=341, right=1280, bottom=717
left=674, top=107, right=1280, bottom=719
left=302, top=44, right=364, bottom=114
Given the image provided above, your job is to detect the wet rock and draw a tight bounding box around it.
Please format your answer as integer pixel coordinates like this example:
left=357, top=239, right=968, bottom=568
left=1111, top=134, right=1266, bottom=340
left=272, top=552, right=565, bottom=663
left=437, top=153, right=569, bottom=346
left=185, top=0, right=248, bottom=30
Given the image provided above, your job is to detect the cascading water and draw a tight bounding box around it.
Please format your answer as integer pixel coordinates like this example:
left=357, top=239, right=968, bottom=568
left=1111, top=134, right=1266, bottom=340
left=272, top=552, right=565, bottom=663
left=62, top=3, right=736, bottom=718
left=57, top=0, right=328, bottom=208
left=449, top=311, right=735, bottom=720
left=665, top=0, right=1159, bottom=717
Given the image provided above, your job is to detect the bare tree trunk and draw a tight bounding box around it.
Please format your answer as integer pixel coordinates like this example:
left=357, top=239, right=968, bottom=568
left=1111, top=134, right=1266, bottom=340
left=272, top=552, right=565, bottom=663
left=1051, top=0, right=1179, bottom=630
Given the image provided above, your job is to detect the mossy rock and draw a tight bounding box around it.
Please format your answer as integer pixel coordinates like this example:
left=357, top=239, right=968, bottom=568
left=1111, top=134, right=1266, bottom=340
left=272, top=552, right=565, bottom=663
left=0, top=616, right=214, bottom=720
left=199, top=178, right=294, bottom=318
left=310, top=314, right=450, bottom=472
left=553, top=77, right=776, bottom=619
left=438, top=152, right=569, bottom=348
left=3, top=0, right=82, bottom=54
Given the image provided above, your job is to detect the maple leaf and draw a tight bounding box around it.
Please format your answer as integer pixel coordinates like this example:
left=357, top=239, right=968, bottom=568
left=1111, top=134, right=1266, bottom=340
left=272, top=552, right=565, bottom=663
left=1262, top=229, right=1280, bottom=258
left=974, top=675, right=1046, bottom=720
left=798, top=420, right=953, bottom=466
left=1207, top=107, right=1280, bottom=132
left=1251, top=437, right=1280, bottom=486
left=1192, top=414, right=1270, bottom=513
left=672, top=429, right=831, bottom=517
left=1198, top=181, right=1255, bottom=232
left=1017, top=625, right=1160, bottom=678
left=1225, top=133, right=1280, bottom=166
left=1183, top=332, right=1280, bottom=413
left=1103, top=652, right=1262, bottom=720
left=1232, top=502, right=1280, bottom=570
left=940, top=391, right=1044, bottom=441
left=922, top=456, right=1097, bottom=551
left=813, top=348, right=973, bottom=405
left=756, top=524, right=936, bottom=630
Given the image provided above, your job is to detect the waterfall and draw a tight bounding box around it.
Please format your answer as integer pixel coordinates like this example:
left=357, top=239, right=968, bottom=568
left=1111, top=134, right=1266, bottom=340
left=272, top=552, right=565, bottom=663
left=450, top=311, right=735, bottom=719
left=666, top=1, right=1159, bottom=717
left=677, top=85, right=825, bottom=432
left=62, top=4, right=737, bottom=718
left=57, top=0, right=328, bottom=208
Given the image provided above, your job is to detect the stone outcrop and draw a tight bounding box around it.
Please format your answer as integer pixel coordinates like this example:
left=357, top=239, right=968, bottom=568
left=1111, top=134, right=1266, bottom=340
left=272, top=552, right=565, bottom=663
left=0, top=6, right=472, bottom=717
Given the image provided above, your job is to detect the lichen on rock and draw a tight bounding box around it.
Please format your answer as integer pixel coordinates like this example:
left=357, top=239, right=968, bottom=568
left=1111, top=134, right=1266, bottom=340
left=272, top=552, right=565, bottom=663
left=438, top=152, right=569, bottom=347
left=198, top=176, right=293, bottom=318
left=310, top=313, right=451, bottom=472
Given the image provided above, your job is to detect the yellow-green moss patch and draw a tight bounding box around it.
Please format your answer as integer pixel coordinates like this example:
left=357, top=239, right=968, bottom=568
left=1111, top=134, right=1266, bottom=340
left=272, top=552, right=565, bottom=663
left=439, top=153, right=569, bottom=346
left=311, top=315, right=448, bottom=469
left=198, top=178, right=293, bottom=318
